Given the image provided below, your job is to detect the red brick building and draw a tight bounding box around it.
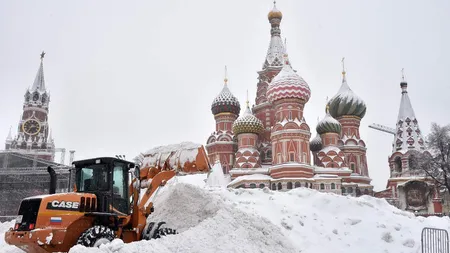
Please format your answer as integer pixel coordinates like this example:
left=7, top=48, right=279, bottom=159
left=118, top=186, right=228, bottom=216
left=207, top=3, right=373, bottom=196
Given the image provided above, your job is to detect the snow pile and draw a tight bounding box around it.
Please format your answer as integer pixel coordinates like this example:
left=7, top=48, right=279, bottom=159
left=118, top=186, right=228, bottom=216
left=3, top=174, right=450, bottom=253
left=69, top=180, right=296, bottom=253
left=141, top=142, right=201, bottom=169
left=205, top=161, right=227, bottom=188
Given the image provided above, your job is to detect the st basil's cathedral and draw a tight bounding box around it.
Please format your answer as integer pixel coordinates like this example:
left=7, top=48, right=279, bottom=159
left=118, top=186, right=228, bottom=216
left=206, top=3, right=373, bottom=196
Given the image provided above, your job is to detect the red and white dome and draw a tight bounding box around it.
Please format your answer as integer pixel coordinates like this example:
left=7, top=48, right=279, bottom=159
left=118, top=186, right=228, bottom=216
left=266, top=55, right=311, bottom=104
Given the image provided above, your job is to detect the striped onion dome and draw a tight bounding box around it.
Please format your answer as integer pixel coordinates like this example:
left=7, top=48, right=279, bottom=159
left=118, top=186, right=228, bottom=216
left=266, top=54, right=311, bottom=104
left=309, top=133, right=323, bottom=152
left=316, top=107, right=342, bottom=135
left=211, top=83, right=241, bottom=115
left=232, top=104, right=264, bottom=135
left=327, top=72, right=366, bottom=119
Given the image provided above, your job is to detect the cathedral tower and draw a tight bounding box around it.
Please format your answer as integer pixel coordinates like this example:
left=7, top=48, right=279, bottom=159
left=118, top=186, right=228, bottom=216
left=315, top=106, right=346, bottom=168
left=252, top=2, right=288, bottom=164
left=232, top=99, right=264, bottom=169
left=5, top=52, right=55, bottom=161
left=206, top=68, right=241, bottom=174
left=266, top=54, right=312, bottom=178
left=327, top=63, right=369, bottom=178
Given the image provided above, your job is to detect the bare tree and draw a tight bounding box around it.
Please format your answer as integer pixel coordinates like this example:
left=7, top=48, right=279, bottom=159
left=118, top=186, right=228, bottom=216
left=418, top=123, right=450, bottom=193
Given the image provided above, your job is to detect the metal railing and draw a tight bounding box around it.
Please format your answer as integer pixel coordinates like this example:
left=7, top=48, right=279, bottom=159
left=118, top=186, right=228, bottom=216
left=422, top=227, right=449, bottom=253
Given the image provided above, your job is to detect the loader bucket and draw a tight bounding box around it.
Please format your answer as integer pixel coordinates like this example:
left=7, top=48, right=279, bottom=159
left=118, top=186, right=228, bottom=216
left=139, top=142, right=210, bottom=180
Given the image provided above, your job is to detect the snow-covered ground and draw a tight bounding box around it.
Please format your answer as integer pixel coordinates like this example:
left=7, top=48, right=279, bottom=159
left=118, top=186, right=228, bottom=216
left=1, top=173, right=450, bottom=253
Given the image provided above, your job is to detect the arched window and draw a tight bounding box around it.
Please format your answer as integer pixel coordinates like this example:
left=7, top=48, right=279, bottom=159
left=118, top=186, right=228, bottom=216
left=295, top=182, right=301, bottom=188
left=342, top=187, right=346, bottom=194
left=320, top=183, right=325, bottom=190
left=394, top=157, right=402, bottom=172
left=277, top=182, right=282, bottom=190
left=272, top=183, right=276, bottom=190
left=356, top=187, right=361, bottom=196
left=351, top=164, right=355, bottom=172
left=249, top=183, right=256, bottom=188
left=331, top=183, right=336, bottom=189
left=287, top=182, right=293, bottom=189
left=259, top=184, right=265, bottom=189
left=267, top=150, right=272, bottom=161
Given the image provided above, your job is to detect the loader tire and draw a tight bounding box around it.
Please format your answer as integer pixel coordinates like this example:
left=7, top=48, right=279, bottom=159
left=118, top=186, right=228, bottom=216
left=77, top=225, right=115, bottom=247
left=142, top=221, right=178, bottom=240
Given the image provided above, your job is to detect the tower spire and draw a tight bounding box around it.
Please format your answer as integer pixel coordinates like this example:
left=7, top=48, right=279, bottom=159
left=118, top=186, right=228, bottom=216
left=341, top=57, right=346, bottom=79
left=393, top=71, right=424, bottom=152
left=30, top=51, right=46, bottom=92
left=224, top=65, right=228, bottom=85
left=246, top=90, right=249, bottom=108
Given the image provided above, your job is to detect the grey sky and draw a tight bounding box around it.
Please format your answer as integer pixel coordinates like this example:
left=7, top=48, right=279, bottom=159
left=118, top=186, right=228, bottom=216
left=1, top=0, right=449, bottom=190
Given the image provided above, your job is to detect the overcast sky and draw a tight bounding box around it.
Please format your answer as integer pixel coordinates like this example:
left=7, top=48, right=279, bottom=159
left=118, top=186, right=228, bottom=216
left=1, top=0, right=449, bottom=190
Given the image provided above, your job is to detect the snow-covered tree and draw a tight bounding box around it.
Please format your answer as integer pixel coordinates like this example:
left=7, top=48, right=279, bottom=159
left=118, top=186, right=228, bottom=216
left=417, top=123, right=450, bottom=193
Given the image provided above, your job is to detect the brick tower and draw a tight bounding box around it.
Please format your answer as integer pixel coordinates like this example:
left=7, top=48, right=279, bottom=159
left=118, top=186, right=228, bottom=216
left=5, top=52, right=55, bottom=161
left=206, top=69, right=241, bottom=174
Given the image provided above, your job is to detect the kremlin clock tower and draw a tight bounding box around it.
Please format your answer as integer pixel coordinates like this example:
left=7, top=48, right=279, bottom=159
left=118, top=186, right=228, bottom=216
left=5, top=52, right=55, bottom=161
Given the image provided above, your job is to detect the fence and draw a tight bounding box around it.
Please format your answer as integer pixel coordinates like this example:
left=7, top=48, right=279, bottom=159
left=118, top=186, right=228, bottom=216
left=422, top=227, right=449, bottom=253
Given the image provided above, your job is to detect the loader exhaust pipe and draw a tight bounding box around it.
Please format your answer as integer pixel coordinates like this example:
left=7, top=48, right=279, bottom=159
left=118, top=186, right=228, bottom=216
left=47, top=166, right=57, bottom=194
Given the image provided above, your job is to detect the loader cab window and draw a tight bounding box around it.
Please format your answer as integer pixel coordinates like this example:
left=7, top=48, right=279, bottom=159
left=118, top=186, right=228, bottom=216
left=77, top=164, right=109, bottom=192
left=112, top=162, right=129, bottom=214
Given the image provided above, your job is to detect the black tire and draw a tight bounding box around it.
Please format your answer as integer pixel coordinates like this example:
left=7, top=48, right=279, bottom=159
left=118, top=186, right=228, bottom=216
left=142, top=221, right=178, bottom=240
left=77, top=225, right=115, bottom=247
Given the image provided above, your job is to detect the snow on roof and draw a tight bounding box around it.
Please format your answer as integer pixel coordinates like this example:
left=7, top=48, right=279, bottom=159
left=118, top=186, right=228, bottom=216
left=313, top=174, right=340, bottom=179
left=314, top=166, right=352, bottom=173
left=230, top=167, right=269, bottom=175
left=318, top=145, right=341, bottom=154
left=228, top=174, right=272, bottom=186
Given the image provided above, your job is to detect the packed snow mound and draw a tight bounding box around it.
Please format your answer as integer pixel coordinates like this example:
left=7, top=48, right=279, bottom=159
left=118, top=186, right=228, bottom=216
left=205, top=161, right=227, bottom=188
left=70, top=181, right=296, bottom=253
left=3, top=174, right=450, bottom=253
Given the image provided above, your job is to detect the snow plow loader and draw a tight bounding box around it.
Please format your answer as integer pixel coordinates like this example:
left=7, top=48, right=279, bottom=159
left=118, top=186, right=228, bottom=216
left=4, top=144, right=211, bottom=253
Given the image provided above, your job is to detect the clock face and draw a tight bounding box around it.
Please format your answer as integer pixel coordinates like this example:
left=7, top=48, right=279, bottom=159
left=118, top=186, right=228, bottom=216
left=23, top=119, right=41, bottom=135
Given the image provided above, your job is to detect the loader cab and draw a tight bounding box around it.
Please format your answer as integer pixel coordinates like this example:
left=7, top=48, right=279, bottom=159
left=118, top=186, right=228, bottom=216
left=73, top=157, right=135, bottom=215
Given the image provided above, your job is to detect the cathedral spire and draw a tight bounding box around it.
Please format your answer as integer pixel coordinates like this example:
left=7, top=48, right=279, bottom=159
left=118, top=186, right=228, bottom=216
left=224, top=65, right=228, bottom=86
left=263, top=2, right=285, bottom=69
left=393, top=69, right=425, bottom=152
left=30, top=51, right=46, bottom=92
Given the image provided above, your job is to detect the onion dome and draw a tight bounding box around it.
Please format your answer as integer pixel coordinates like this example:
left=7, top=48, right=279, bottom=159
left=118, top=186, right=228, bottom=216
left=327, top=67, right=366, bottom=119
left=268, top=2, right=282, bottom=20
left=211, top=75, right=241, bottom=115
left=232, top=102, right=264, bottom=135
left=316, top=105, right=342, bottom=135
left=309, top=133, right=323, bottom=152
left=266, top=54, right=311, bottom=104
